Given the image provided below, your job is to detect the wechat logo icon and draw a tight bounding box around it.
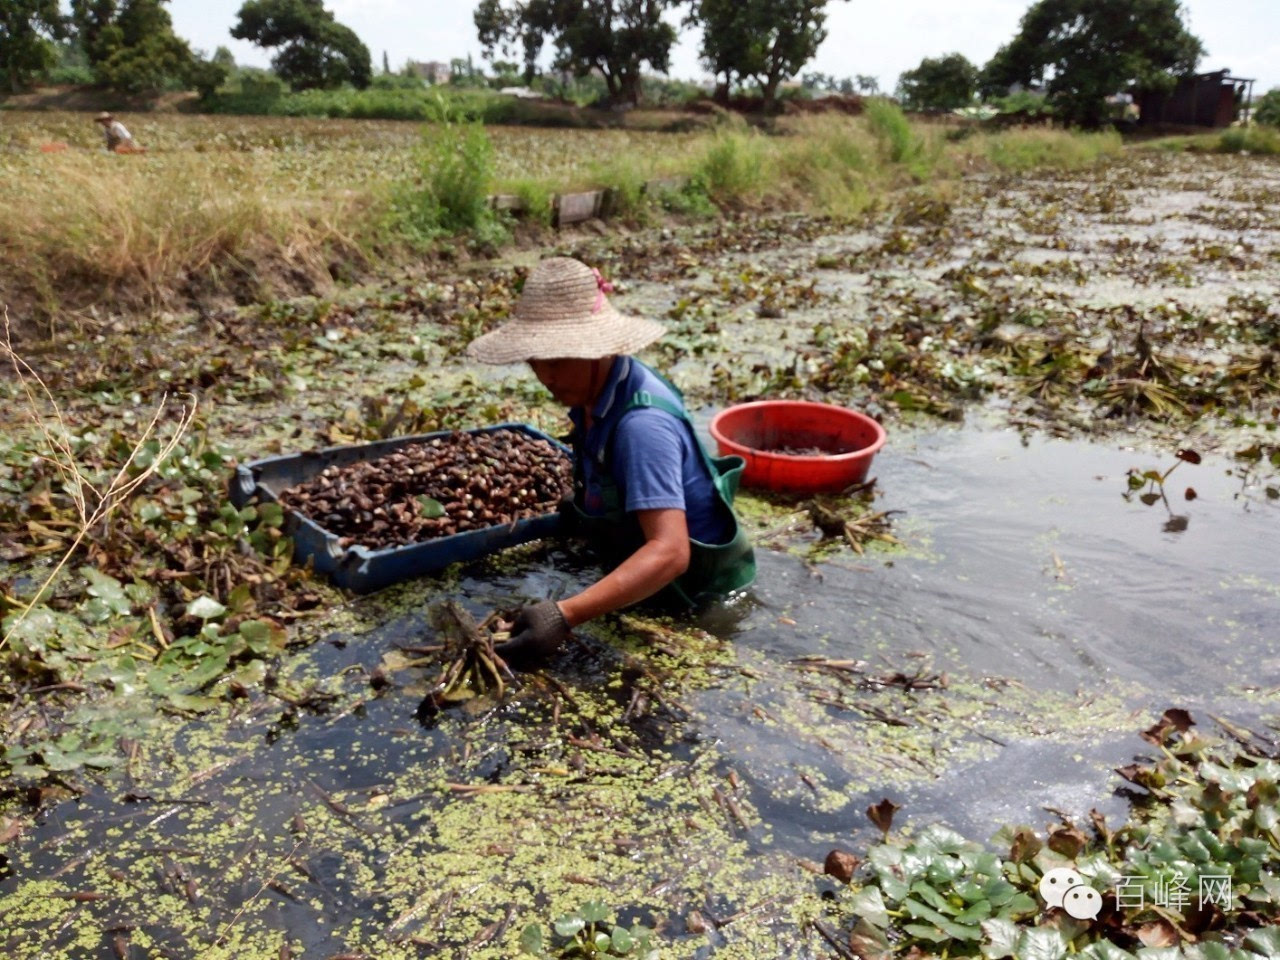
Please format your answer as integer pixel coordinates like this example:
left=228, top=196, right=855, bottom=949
left=1039, top=867, right=1102, bottom=921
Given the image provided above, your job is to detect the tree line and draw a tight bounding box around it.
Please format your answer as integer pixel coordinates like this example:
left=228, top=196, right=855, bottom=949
left=475, top=0, right=845, bottom=112
left=472, top=0, right=1230, bottom=127
left=0, top=0, right=1271, bottom=129
left=0, top=0, right=371, bottom=96
left=896, top=0, right=1206, bottom=127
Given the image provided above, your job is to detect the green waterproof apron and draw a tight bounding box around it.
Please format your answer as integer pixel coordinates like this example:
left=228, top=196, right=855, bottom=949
left=568, top=373, right=756, bottom=608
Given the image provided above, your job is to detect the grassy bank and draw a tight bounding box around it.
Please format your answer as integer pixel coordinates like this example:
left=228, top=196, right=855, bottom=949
left=1138, top=125, right=1280, bottom=156
left=1, top=107, right=1124, bottom=333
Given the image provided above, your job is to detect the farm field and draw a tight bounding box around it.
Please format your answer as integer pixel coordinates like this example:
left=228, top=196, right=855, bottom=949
left=1, top=113, right=1280, bottom=959
left=0, top=109, right=1125, bottom=329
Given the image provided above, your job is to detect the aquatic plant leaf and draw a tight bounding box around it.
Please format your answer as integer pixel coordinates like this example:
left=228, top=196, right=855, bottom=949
left=166, top=692, right=220, bottom=712
left=610, top=926, right=633, bottom=953
left=258, top=502, right=285, bottom=527
left=1003, top=892, right=1038, bottom=916
left=1139, top=492, right=1162, bottom=506
left=920, top=824, right=969, bottom=854
left=910, top=880, right=954, bottom=914
left=81, top=567, right=132, bottom=616
left=580, top=900, right=610, bottom=924
left=848, top=917, right=892, bottom=960
left=926, top=856, right=965, bottom=885
left=902, top=922, right=950, bottom=943
left=1077, top=942, right=1138, bottom=960
left=519, top=923, right=544, bottom=955
left=980, top=917, right=1019, bottom=958
left=1176, top=449, right=1202, bottom=464
left=902, top=897, right=981, bottom=940
left=955, top=899, right=993, bottom=924
left=965, top=851, right=1002, bottom=879
left=182, top=653, right=230, bottom=690
left=417, top=496, right=447, bottom=518
left=849, top=886, right=890, bottom=927
left=1016, top=927, right=1067, bottom=960
left=554, top=914, right=586, bottom=938
left=1244, top=928, right=1280, bottom=955
left=187, top=596, right=227, bottom=620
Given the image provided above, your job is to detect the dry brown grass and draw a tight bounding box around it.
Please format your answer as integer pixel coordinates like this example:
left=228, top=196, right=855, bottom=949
left=0, top=310, right=198, bottom=650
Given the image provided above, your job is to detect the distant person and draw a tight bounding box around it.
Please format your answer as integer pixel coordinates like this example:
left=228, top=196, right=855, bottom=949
left=94, top=112, right=138, bottom=152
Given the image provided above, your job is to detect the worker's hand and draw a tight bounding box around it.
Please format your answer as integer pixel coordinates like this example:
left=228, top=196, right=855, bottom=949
left=494, top=600, right=572, bottom=669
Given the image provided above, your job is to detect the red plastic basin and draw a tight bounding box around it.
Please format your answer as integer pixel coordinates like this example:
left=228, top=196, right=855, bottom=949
left=709, top=401, right=887, bottom=494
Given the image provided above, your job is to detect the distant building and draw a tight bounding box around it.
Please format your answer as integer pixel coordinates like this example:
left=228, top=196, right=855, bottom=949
left=407, top=61, right=451, bottom=85
left=499, top=87, right=546, bottom=100
left=1137, top=70, right=1256, bottom=128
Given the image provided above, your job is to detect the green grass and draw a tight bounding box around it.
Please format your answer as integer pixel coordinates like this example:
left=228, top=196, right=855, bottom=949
left=1137, top=126, right=1280, bottom=156
left=976, top=127, right=1123, bottom=170
left=199, top=86, right=605, bottom=128
left=1218, top=126, right=1280, bottom=155
left=863, top=97, right=936, bottom=179
left=695, top=126, right=767, bottom=204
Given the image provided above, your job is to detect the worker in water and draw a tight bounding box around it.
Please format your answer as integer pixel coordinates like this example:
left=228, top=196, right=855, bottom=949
left=94, top=111, right=137, bottom=152
left=467, top=257, right=755, bottom=665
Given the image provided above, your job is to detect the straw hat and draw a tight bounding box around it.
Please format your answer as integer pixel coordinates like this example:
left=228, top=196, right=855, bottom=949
left=95, top=111, right=113, bottom=122
left=467, top=257, right=665, bottom=364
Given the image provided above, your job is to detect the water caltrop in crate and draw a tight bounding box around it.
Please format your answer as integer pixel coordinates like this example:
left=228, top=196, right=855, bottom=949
left=230, top=424, right=572, bottom=593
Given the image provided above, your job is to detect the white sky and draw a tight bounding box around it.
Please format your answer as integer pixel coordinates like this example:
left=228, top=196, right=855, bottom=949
left=169, top=0, right=1280, bottom=96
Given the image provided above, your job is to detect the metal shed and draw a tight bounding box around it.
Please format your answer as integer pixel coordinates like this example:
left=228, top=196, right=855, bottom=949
left=1137, top=70, right=1256, bottom=128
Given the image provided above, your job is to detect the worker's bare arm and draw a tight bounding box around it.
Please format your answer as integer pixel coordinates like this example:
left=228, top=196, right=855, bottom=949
left=558, top=508, right=690, bottom=627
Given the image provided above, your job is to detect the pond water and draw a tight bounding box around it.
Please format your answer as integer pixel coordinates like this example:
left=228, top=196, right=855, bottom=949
left=4, top=415, right=1276, bottom=959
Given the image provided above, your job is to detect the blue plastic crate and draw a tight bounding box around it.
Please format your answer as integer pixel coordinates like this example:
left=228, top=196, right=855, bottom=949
left=229, top=423, right=569, bottom=593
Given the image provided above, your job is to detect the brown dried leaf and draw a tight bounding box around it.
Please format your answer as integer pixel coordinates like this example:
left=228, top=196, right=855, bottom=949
left=866, top=798, right=900, bottom=836
left=823, top=849, right=860, bottom=883
left=1137, top=919, right=1179, bottom=948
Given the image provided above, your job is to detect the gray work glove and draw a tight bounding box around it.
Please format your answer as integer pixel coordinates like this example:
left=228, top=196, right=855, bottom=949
left=494, top=600, right=572, bottom=669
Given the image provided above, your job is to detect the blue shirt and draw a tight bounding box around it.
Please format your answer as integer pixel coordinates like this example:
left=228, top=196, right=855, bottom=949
left=568, top=357, right=733, bottom=545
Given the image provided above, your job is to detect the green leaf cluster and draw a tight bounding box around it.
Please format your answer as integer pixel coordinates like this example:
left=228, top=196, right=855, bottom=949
left=978, top=0, right=1204, bottom=127
left=838, top=725, right=1280, bottom=959
left=70, top=0, right=227, bottom=96
left=231, top=0, right=371, bottom=91
left=520, top=900, right=659, bottom=959
left=474, top=0, right=679, bottom=108
left=896, top=53, right=980, bottom=112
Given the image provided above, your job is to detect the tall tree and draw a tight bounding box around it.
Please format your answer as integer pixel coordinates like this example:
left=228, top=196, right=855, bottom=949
left=68, top=0, right=224, bottom=96
left=855, top=74, right=879, bottom=95
left=232, top=0, right=372, bottom=90
left=1, top=0, right=66, bottom=92
left=691, top=0, right=845, bottom=112
left=896, top=52, right=979, bottom=111
left=689, top=0, right=753, bottom=103
left=980, top=0, right=1202, bottom=126
left=475, top=0, right=678, bottom=107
